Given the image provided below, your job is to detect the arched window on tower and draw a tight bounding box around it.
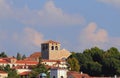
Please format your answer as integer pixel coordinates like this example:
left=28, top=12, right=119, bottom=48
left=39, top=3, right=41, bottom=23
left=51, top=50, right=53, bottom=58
left=55, top=46, right=58, bottom=50
left=51, top=46, right=54, bottom=50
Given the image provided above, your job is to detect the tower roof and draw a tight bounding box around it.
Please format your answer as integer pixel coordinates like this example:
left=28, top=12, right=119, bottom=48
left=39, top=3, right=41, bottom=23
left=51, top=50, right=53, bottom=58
left=43, top=40, right=60, bottom=44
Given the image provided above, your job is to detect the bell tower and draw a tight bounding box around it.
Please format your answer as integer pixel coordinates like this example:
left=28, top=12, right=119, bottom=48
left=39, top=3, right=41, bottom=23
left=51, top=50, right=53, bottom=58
left=41, top=40, right=61, bottom=60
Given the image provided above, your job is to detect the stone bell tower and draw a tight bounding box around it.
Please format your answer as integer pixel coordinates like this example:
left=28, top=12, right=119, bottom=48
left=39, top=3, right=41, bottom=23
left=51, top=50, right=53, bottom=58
left=41, top=40, right=61, bottom=60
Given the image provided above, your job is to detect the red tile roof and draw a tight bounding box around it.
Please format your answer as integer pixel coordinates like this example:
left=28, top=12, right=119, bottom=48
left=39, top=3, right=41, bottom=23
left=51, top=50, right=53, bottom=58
left=0, top=58, right=9, bottom=63
left=24, top=52, right=41, bottom=61
left=16, top=60, right=38, bottom=65
left=29, top=52, right=41, bottom=58
left=19, top=71, right=31, bottom=76
left=0, top=57, right=38, bottom=65
left=0, top=71, right=7, bottom=74
left=0, top=60, right=9, bottom=63
left=68, top=71, right=91, bottom=78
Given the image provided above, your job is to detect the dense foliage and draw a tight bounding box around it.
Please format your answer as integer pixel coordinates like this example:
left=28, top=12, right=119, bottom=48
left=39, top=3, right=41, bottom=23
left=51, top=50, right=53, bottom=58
left=0, top=64, right=20, bottom=78
left=67, top=57, right=80, bottom=72
left=30, top=57, right=49, bottom=78
left=0, top=52, right=7, bottom=58
left=16, top=52, right=27, bottom=60
left=68, top=47, right=120, bottom=76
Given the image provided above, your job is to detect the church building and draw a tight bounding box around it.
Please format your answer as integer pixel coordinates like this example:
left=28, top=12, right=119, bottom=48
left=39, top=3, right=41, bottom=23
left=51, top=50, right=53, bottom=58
left=41, top=40, right=71, bottom=60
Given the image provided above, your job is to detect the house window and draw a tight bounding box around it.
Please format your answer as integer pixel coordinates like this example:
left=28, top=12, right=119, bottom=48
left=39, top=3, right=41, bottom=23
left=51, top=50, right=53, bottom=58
left=61, top=76, right=64, bottom=78
left=12, top=64, right=15, bottom=67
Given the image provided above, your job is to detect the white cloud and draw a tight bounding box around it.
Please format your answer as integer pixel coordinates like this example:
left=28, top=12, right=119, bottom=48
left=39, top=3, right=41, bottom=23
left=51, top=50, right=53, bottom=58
left=79, top=22, right=120, bottom=50
left=0, top=27, right=45, bottom=55
left=37, top=1, right=84, bottom=26
left=97, top=0, right=120, bottom=7
left=0, top=0, right=13, bottom=18
left=13, top=27, right=44, bottom=47
left=0, top=0, right=84, bottom=26
left=80, top=22, right=108, bottom=43
left=79, top=22, right=109, bottom=50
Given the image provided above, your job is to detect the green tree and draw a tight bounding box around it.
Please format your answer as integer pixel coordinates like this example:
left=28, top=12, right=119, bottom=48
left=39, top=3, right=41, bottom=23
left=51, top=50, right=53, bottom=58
left=81, top=62, right=102, bottom=76
left=83, top=47, right=104, bottom=63
left=4, top=64, right=10, bottom=72
left=7, top=69, right=20, bottom=78
left=16, top=53, right=22, bottom=60
left=30, top=63, right=49, bottom=78
left=67, top=57, right=80, bottom=72
left=0, top=52, right=7, bottom=57
left=68, top=47, right=120, bottom=76
left=22, top=54, right=26, bottom=60
left=0, top=66, right=4, bottom=70
left=105, top=47, right=120, bottom=59
left=76, top=53, right=93, bottom=64
left=102, top=57, right=120, bottom=76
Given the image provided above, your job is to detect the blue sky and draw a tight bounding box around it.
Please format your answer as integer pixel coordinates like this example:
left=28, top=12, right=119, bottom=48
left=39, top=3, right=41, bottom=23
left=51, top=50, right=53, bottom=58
left=0, top=0, right=120, bottom=56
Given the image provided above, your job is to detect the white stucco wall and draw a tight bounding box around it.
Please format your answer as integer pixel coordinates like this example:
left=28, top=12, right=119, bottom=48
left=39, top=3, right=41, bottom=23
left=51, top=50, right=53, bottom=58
left=0, top=73, right=8, bottom=78
left=16, top=69, right=31, bottom=74
left=50, top=69, right=67, bottom=78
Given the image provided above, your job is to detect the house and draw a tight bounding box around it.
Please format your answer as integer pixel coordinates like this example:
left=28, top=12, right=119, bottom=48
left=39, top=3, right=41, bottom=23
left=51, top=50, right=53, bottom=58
left=12, top=65, right=32, bottom=74
left=41, top=40, right=71, bottom=60
left=0, top=57, right=38, bottom=68
left=42, top=59, right=67, bottom=68
left=24, top=52, right=41, bottom=62
left=0, top=40, right=70, bottom=78
left=50, top=67, right=68, bottom=78
left=0, top=71, right=8, bottom=78
left=19, top=71, right=31, bottom=78
left=67, top=71, right=91, bottom=78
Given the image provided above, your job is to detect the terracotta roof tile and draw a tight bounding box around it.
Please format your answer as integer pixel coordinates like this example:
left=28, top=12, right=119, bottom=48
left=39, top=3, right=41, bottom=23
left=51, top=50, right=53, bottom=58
left=16, top=60, right=38, bottom=64
left=30, top=52, right=41, bottom=58
left=0, top=71, right=7, bottom=74
left=19, top=71, right=31, bottom=75
left=0, top=60, right=9, bottom=63
left=68, top=71, right=91, bottom=78
left=0, top=58, right=9, bottom=63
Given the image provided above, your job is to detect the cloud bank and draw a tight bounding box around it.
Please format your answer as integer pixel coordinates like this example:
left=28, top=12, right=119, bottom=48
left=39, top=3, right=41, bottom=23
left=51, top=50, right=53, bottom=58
left=79, top=22, right=120, bottom=50
left=13, top=27, right=44, bottom=47
left=0, top=27, right=45, bottom=55
left=0, top=0, right=84, bottom=26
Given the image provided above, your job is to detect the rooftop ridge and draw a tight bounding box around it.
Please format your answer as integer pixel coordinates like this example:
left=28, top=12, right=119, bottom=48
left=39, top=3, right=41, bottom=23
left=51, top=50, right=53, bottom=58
left=43, top=40, right=60, bottom=44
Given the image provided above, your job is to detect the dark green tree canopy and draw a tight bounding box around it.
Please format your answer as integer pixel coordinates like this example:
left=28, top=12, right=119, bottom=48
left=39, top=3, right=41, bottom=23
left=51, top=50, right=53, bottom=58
left=67, top=57, right=80, bottom=72
left=22, top=54, right=26, bottom=60
left=0, top=52, right=7, bottom=58
left=16, top=53, right=22, bottom=60
left=69, top=47, right=120, bottom=76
